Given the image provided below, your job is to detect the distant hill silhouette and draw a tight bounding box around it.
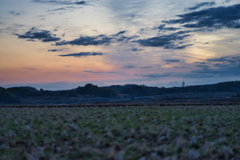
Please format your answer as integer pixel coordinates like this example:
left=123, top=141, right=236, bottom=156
left=0, top=81, right=239, bottom=103
left=76, top=83, right=119, bottom=98
left=0, top=84, right=119, bottom=103
left=104, top=81, right=240, bottom=96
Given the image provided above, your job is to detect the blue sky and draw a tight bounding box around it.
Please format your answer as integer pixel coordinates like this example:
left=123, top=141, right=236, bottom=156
left=0, top=0, right=240, bottom=90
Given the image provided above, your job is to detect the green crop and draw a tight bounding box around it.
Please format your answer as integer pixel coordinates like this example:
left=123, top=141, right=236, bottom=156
left=0, top=105, right=240, bottom=160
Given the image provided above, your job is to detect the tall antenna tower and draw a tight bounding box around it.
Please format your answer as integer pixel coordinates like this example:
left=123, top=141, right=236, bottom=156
left=182, top=81, right=185, bottom=87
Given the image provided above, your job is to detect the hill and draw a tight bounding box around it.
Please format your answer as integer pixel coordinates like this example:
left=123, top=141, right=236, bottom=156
left=0, top=81, right=240, bottom=104
left=103, top=81, right=240, bottom=96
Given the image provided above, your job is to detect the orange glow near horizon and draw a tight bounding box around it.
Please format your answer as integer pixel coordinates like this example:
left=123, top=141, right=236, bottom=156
left=1, top=0, right=240, bottom=88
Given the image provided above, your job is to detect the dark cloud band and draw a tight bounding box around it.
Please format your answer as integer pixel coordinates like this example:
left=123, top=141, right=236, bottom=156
left=164, top=59, right=182, bottom=63
left=137, top=31, right=192, bottom=49
left=164, top=4, right=240, bottom=29
left=59, top=52, right=103, bottom=57
left=33, top=0, right=87, bottom=5
left=55, top=35, right=112, bottom=46
left=16, top=27, right=60, bottom=42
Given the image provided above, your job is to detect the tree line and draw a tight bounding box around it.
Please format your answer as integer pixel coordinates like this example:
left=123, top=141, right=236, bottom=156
left=0, top=81, right=240, bottom=103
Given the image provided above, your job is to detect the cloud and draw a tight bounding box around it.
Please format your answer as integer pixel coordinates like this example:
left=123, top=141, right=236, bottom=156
left=194, top=62, right=207, bottom=64
left=48, top=6, right=75, bottom=12
left=155, top=24, right=181, bottom=31
left=142, top=71, right=211, bottom=79
left=22, top=67, right=38, bottom=71
left=191, top=64, right=240, bottom=76
left=33, top=0, right=87, bottom=5
left=17, top=29, right=131, bottom=46
left=59, top=52, right=103, bottom=57
left=174, top=66, right=186, bottom=68
left=195, top=64, right=209, bottom=69
left=164, top=59, right=182, bottom=63
left=213, top=63, right=226, bottom=67
left=114, top=30, right=126, bottom=36
left=117, top=36, right=128, bottom=41
left=141, top=66, right=153, bottom=69
left=163, top=44, right=193, bottom=49
left=123, top=65, right=135, bottom=69
left=16, top=27, right=60, bottom=42
left=186, top=2, right=216, bottom=11
left=14, top=24, right=25, bottom=27
left=55, top=35, right=112, bottom=46
left=164, top=4, right=240, bottom=29
left=9, top=11, right=21, bottom=16
left=125, top=35, right=139, bottom=41
left=75, top=1, right=86, bottom=5
left=83, top=70, right=117, bottom=74
left=112, top=31, right=138, bottom=42
left=207, top=56, right=240, bottom=63
left=131, top=48, right=143, bottom=51
left=48, top=48, right=67, bottom=52
left=209, top=56, right=240, bottom=69
left=142, top=72, right=174, bottom=78
left=83, top=70, right=102, bottom=73
left=142, top=56, right=240, bottom=79
left=137, top=31, right=192, bottom=49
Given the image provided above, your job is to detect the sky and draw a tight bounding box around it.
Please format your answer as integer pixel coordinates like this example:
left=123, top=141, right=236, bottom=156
left=0, top=0, right=240, bottom=90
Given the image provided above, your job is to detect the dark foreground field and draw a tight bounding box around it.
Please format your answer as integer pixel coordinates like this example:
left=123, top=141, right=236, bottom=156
left=0, top=105, right=240, bottom=160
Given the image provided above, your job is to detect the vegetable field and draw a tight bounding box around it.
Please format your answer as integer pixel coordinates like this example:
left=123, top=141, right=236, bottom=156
left=0, top=105, right=240, bottom=160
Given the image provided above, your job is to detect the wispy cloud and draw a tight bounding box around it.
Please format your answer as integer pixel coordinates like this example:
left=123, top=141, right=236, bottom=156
left=186, top=2, right=216, bottom=11
left=194, top=62, right=207, bottom=64
left=155, top=24, right=181, bottom=31
left=22, top=67, right=38, bottom=71
left=59, top=52, right=103, bottom=57
left=142, top=56, right=240, bottom=79
left=174, top=66, right=186, bottom=69
left=33, top=0, right=87, bottom=5
left=207, top=56, right=240, bottom=63
left=83, top=70, right=102, bottom=73
left=195, top=64, right=209, bottom=69
left=164, top=59, right=182, bottom=63
left=9, top=11, right=21, bottom=16
left=48, top=48, right=67, bottom=52
left=83, top=70, right=117, bottom=74
left=131, top=48, right=143, bottom=51
left=141, top=66, right=153, bottom=69
left=48, top=6, right=75, bottom=12
left=123, top=65, right=135, bottom=69
left=113, top=30, right=126, bottom=36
